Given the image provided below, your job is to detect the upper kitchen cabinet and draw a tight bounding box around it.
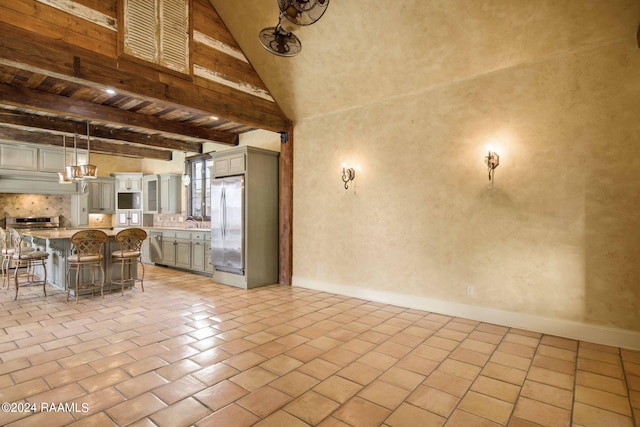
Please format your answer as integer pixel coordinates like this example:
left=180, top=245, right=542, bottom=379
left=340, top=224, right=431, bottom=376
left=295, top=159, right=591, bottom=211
left=0, top=141, right=86, bottom=195
left=1, top=143, right=38, bottom=171
left=212, top=152, right=246, bottom=176
left=113, top=173, right=143, bottom=192
left=0, top=141, right=86, bottom=173
left=143, top=174, right=182, bottom=214
left=88, top=178, right=115, bottom=214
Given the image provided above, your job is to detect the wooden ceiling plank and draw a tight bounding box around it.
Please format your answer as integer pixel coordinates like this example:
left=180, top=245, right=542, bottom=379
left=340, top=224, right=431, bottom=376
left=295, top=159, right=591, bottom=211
left=0, top=23, right=291, bottom=132
left=0, top=109, right=202, bottom=152
left=0, top=82, right=238, bottom=145
left=0, top=126, right=172, bottom=160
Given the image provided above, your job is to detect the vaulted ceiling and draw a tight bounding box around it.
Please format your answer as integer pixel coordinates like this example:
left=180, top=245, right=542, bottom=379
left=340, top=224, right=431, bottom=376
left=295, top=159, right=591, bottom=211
left=210, top=0, right=638, bottom=122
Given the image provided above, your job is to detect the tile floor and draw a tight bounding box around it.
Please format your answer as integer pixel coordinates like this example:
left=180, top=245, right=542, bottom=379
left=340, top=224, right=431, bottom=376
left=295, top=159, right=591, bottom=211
left=0, top=265, right=639, bottom=427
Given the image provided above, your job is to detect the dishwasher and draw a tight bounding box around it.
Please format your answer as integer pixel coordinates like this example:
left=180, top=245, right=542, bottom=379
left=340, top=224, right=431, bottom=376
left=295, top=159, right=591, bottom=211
left=149, top=232, right=163, bottom=263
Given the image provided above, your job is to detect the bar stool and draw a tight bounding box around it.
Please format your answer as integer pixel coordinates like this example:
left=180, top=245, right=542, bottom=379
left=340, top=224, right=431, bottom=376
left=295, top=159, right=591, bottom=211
left=111, top=228, right=147, bottom=295
left=67, top=230, right=108, bottom=304
left=10, top=228, right=48, bottom=300
left=1, top=227, right=16, bottom=288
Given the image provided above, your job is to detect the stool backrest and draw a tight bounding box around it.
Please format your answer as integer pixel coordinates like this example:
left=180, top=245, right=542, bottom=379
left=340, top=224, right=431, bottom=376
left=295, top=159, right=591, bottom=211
left=115, top=228, right=147, bottom=254
left=0, top=227, right=9, bottom=251
left=71, top=230, right=108, bottom=260
left=9, top=228, right=27, bottom=256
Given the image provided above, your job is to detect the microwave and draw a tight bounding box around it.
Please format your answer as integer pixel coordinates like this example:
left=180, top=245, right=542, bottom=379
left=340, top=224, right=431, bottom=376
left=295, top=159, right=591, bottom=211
left=117, top=192, right=141, bottom=210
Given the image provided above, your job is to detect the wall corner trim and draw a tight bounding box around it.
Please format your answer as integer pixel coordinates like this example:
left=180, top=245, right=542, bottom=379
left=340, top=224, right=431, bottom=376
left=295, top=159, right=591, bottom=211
left=292, top=276, right=640, bottom=351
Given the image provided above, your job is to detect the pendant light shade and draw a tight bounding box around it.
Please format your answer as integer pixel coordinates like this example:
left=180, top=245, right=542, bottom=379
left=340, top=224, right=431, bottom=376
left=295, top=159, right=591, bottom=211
left=65, top=135, right=82, bottom=181
left=58, top=135, right=74, bottom=184
left=78, top=121, right=98, bottom=179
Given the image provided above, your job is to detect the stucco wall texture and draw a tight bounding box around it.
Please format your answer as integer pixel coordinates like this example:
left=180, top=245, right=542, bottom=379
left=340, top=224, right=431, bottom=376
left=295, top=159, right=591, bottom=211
left=292, top=37, right=640, bottom=332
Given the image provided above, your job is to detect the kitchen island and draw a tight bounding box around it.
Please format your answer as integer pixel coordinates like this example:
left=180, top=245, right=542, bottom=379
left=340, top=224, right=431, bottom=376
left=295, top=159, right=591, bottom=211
left=21, top=228, right=137, bottom=295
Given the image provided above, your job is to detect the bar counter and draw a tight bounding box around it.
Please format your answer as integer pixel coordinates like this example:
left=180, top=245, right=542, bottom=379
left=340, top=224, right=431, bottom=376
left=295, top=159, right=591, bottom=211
left=21, top=228, right=133, bottom=294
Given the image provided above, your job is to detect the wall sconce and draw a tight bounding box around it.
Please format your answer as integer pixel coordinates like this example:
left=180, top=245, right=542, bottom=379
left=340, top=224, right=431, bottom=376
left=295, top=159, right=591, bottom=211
left=484, top=145, right=499, bottom=186
left=341, top=163, right=355, bottom=189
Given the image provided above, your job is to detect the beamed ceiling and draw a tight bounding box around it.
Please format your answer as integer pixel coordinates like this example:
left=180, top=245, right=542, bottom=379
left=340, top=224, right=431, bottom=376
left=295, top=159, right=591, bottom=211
left=0, top=0, right=291, bottom=160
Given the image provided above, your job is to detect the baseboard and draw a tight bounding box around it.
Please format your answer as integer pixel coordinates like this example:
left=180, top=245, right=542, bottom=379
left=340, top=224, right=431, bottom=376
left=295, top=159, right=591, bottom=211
left=292, top=276, right=640, bottom=351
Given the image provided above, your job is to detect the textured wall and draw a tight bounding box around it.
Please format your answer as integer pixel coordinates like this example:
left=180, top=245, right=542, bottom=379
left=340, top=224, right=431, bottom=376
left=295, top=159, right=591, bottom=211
left=293, top=37, right=640, bottom=331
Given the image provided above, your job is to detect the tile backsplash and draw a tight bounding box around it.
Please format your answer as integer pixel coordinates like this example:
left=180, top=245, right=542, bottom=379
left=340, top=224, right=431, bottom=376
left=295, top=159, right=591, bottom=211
left=0, top=193, right=72, bottom=227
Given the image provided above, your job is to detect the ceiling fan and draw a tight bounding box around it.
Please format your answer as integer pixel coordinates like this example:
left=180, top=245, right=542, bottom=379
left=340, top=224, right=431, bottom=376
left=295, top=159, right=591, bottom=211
left=259, top=0, right=330, bottom=57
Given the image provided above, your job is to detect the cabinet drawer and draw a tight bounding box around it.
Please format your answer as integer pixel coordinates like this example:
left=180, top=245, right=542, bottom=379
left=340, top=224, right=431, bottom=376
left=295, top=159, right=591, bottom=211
left=175, top=231, right=192, bottom=241
left=191, top=232, right=207, bottom=242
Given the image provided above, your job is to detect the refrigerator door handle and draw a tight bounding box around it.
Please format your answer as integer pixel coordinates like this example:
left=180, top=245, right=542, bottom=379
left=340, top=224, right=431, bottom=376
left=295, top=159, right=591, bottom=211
left=219, top=186, right=225, bottom=239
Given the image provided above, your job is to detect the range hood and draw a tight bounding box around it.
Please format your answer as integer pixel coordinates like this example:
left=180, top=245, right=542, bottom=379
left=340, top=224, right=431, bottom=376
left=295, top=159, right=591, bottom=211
left=0, top=173, right=82, bottom=195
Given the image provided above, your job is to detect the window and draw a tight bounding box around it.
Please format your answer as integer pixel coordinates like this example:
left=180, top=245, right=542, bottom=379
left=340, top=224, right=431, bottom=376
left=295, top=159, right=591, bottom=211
left=121, top=0, right=190, bottom=74
left=187, top=156, right=212, bottom=219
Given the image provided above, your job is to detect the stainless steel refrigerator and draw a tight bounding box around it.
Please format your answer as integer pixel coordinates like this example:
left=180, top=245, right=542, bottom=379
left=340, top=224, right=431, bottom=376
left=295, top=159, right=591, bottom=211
left=211, top=175, right=245, bottom=275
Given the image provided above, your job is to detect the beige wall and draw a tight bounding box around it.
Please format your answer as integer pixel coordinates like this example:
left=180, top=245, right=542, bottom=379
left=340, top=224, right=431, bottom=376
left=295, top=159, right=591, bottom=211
left=292, top=38, right=640, bottom=333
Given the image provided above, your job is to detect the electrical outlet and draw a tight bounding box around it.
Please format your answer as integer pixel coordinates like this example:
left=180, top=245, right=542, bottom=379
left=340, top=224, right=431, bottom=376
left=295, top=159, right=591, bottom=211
left=466, top=286, right=474, bottom=296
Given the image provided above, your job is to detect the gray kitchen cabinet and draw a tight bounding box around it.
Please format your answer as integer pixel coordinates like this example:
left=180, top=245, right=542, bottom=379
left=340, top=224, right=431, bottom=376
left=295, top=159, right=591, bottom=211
left=190, top=232, right=207, bottom=272
left=212, top=151, right=245, bottom=175
left=143, top=174, right=159, bottom=214
left=39, top=146, right=86, bottom=173
left=211, top=146, right=279, bottom=289
left=159, top=174, right=182, bottom=214
left=143, top=174, right=181, bottom=214
left=113, top=172, right=143, bottom=191
left=88, top=178, right=115, bottom=213
left=160, top=231, right=191, bottom=269
left=0, top=144, right=39, bottom=171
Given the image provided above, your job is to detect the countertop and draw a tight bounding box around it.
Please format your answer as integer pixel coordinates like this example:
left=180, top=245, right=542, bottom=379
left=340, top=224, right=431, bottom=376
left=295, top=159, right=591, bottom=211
left=23, top=227, right=210, bottom=240
left=23, top=228, right=122, bottom=239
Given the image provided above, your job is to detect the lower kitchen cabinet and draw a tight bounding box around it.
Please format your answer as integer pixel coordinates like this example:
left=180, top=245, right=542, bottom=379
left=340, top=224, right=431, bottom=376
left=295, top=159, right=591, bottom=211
left=160, top=231, right=191, bottom=270
left=190, top=231, right=208, bottom=272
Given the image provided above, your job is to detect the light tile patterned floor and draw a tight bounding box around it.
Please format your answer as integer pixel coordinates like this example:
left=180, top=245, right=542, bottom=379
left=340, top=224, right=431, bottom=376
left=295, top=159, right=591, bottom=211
left=1, top=265, right=639, bottom=426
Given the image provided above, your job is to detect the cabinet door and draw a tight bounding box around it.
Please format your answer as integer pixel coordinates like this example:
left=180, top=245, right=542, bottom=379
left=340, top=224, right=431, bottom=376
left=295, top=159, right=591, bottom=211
left=101, top=181, right=115, bottom=212
left=88, top=181, right=103, bottom=212
left=191, top=241, right=205, bottom=271
left=143, top=175, right=158, bottom=213
left=0, top=144, right=38, bottom=171
left=116, top=175, right=142, bottom=191
left=129, top=210, right=142, bottom=226
left=175, top=241, right=191, bottom=269
left=116, top=211, right=129, bottom=227
left=161, top=240, right=176, bottom=265
left=38, top=147, right=65, bottom=172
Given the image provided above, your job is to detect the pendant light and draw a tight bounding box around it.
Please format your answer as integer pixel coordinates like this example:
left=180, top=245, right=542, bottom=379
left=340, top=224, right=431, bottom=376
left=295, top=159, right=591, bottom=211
left=57, top=135, right=74, bottom=184
left=181, top=151, right=191, bottom=187
left=79, top=121, right=98, bottom=179
left=65, top=135, right=81, bottom=181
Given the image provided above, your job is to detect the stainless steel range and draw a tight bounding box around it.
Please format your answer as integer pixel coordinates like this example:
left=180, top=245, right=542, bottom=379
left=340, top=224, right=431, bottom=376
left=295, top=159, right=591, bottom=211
left=5, top=216, right=60, bottom=230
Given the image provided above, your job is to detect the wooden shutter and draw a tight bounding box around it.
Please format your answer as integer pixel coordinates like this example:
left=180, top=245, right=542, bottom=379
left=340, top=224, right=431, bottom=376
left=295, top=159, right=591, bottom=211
left=160, top=0, right=189, bottom=73
left=123, top=0, right=158, bottom=63
left=121, top=0, right=189, bottom=74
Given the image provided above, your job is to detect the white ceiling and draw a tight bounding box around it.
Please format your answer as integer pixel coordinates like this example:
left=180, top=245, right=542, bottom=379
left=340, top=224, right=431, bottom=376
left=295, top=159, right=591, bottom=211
left=209, top=0, right=638, bottom=123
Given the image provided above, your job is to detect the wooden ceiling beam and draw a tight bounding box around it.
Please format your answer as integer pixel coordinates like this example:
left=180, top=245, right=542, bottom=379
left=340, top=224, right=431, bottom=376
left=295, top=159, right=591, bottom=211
left=0, top=109, right=203, bottom=153
left=0, top=126, right=172, bottom=161
left=0, top=83, right=237, bottom=146
left=0, top=23, right=291, bottom=133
